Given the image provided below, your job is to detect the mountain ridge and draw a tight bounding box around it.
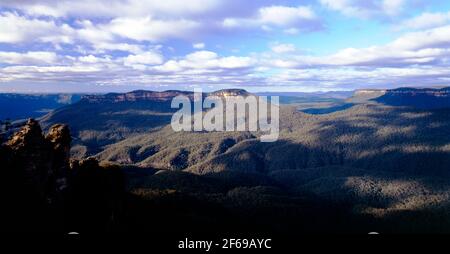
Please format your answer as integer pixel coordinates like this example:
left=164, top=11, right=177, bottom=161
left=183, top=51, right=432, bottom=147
left=4, top=87, right=450, bottom=233
left=347, top=87, right=450, bottom=108
left=81, top=89, right=251, bottom=103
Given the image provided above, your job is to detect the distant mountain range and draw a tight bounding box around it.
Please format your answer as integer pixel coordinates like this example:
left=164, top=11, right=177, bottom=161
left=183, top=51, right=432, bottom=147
left=256, top=91, right=354, bottom=99
left=302, top=87, right=450, bottom=114
left=349, top=87, right=450, bottom=108
left=374, top=87, right=450, bottom=109
left=3, top=86, right=450, bottom=233
left=5, top=87, right=448, bottom=122
left=81, top=89, right=251, bottom=103
left=39, top=89, right=253, bottom=157
left=38, top=87, right=450, bottom=174
left=0, top=93, right=83, bottom=121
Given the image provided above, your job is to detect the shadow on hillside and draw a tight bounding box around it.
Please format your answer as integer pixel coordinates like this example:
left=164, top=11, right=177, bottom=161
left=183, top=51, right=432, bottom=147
left=309, top=105, right=450, bottom=176
left=6, top=103, right=450, bottom=233
left=41, top=101, right=176, bottom=157
left=63, top=104, right=450, bottom=233
left=121, top=165, right=450, bottom=234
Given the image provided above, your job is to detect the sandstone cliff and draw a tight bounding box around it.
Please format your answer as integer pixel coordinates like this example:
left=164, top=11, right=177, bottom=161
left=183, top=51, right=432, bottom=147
left=0, top=119, right=124, bottom=232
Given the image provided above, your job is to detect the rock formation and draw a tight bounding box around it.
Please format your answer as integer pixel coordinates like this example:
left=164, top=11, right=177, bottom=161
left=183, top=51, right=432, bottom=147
left=3, top=119, right=70, bottom=203
left=0, top=119, right=124, bottom=232
left=80, top=89, right=251, bottom=103
left=349, top=87, right=450, bottom=108
left=375, top=87, right=450, bottom=109
left=81, top=90, right=197, bottom=103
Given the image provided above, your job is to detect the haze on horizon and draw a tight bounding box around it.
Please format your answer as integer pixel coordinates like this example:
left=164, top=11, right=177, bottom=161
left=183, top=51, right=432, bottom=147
left=1, top=0, right=450, bottom=93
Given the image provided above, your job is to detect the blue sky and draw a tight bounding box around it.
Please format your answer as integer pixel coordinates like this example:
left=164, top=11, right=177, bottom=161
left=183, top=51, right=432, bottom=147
left=1, top=0, right=450, bottom=93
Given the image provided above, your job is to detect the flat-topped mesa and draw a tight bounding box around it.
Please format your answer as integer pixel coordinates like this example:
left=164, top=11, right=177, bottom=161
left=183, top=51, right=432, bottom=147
left=350, top=87, right=450, bottom=103
left=354, top=87, right=450, bottom=97
left=81, top=90, right=197, bottom=103
left=353, top=89, right=387, bottom=96
left=345, top=87, right=450, bottom=109
left=209, top=89, right=250, bottom=98
left=382, top=87, right=450, bottom=97
left=348, top=89, right=387, bottom=103
left=81, top=89, right=251, bottom=103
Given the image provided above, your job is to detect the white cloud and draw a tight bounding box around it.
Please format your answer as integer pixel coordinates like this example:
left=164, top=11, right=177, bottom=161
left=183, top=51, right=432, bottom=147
left=268, top=66, right=450, bottom=90
left=397, top=12, right=450, bottom=30
left=1, top=0, right=221, bottom=18
left=0, top=12, right=152, bottom=54
left=0, top=51, right=58, bottom=65
left=0, top=10, right=202, bottom=46
left=283, top=28, right=300, bottom=35
left=91, top=43, right=144, bottom=54
left=319, top=0, right=365, bottom=18
left=108, top=16, right=200, bottom=42
left=123, top=52, right=164, bottom=66
left=193, top=43, right=206, bottom=49
left=223, top=5, right=321, bottom=32
left=263, top=24, right=450, bottom=69
left=75, top=20, right=114, bottom=44
left=154, top=50, right=255, bottom=73
left=78, top=55, right=113, bottom=64
left=320, top=0, right=407, bottom=19
left=1, top=1, right=450, bottom=91
left=381, top=0, right=405, bottom=16
left=186, top=50, right=218, bottom=61
left=0, top=3, right=322, bottom=51
left=271, top=43, right=296, bottom=53
left=0, top=12, right=65, bottom=43
left=259, top=5, right=316, bottom=26
left=219, top=56, right=254, bottom=69
left=0, top=12, right=121, bottom=47
left=389, top=25, right=450, bottom=51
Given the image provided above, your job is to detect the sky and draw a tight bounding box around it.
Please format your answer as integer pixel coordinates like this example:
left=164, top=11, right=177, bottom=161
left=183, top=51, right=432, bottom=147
left=1, top=0, right=450, bottom=93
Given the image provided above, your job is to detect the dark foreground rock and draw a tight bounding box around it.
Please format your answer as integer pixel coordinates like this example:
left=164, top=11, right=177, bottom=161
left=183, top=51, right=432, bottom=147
left=0, top=119, right=124, bottom=232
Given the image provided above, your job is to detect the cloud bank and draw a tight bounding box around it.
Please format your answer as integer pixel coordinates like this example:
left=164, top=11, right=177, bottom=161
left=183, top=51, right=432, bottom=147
left=0, top=0, right=449, bottom=92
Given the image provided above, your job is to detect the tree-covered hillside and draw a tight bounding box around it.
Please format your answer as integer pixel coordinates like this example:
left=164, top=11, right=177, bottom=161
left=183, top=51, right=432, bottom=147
left=33, top=88, right=450, bottom=233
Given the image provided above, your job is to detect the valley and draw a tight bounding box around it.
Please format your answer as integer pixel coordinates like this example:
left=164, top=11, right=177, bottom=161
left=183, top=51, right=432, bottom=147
left=4, top=86, right=444, bottom=233
left=0, top=93, right=83, bottom=121
left=3, top=0, right=450, bottom=238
